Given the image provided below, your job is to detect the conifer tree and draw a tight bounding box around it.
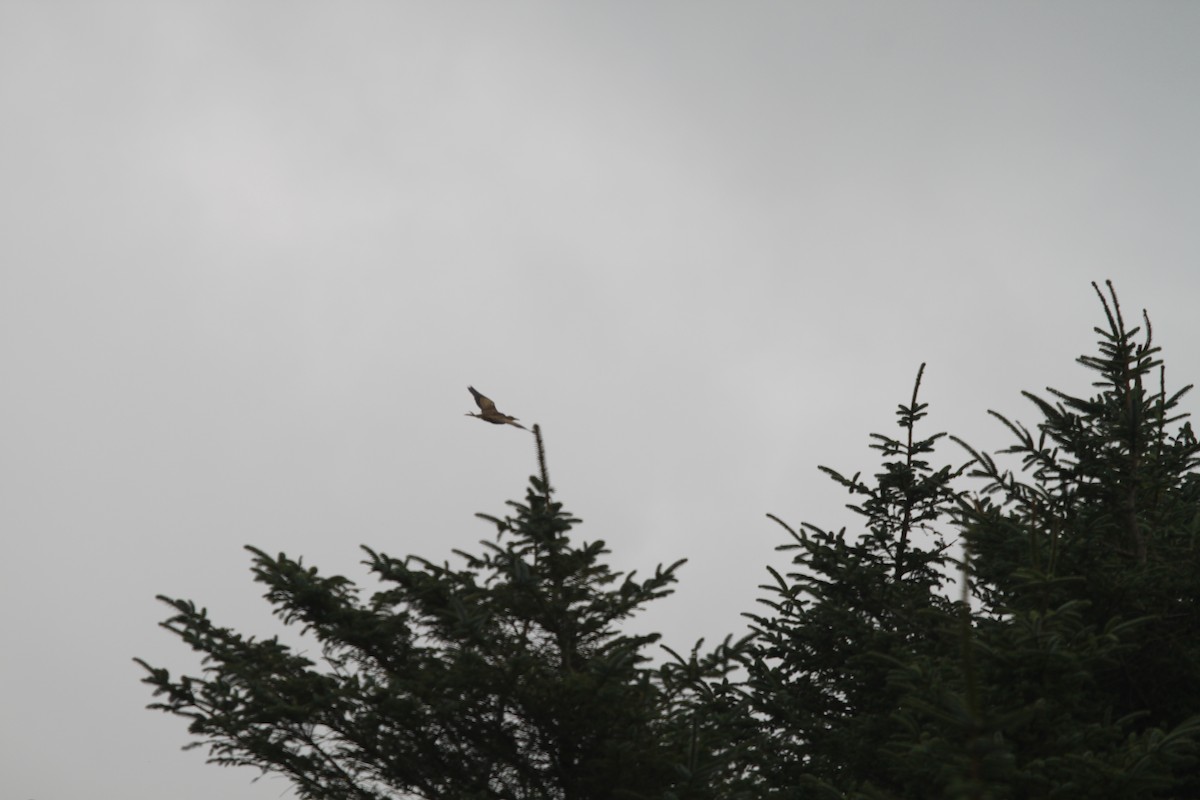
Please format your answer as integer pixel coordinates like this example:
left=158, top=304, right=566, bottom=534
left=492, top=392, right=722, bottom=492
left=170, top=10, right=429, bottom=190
left=136, top=427, right=735, bottom=800
left=742, top=364, right=969, bottom=797
left=740, top=283, right=1200, bottom=798
left=961, top=281, right=1200, bottom=728
left=887, top=282, right=1200, bottom=798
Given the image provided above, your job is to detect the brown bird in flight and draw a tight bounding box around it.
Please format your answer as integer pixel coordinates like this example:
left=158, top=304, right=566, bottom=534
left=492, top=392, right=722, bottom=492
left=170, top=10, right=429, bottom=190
left=466, top=386, right=527, bottom=430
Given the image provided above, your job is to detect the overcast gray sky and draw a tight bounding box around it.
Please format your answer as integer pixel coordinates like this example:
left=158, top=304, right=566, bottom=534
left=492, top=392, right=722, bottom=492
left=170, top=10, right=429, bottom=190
left=3, top=3, right=1199, bottom=798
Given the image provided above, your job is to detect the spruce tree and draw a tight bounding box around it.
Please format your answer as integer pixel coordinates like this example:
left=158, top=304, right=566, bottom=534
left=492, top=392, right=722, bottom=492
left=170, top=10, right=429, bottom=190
left=888, top=281, right=1200, bottom=799
left=961, top=281, right=1200, bottom=729
left=136, top=427, right=734, bottom=800
left=741, top=283, right=1200, bottom=798
left=742, top=364, right=969, bottom=797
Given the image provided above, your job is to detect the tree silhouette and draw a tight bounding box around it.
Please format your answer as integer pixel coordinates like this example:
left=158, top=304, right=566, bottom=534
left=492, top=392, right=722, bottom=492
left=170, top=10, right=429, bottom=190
left=136, top=427, right=739, bottom=800
left=139, top=283, right=1200, bottom=799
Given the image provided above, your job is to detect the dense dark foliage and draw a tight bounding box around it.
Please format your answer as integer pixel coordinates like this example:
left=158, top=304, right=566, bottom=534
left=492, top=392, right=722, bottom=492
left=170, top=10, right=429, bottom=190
left=741, top=362, right=968, bottom=797
left=139, top=282, right=1200, bottom=799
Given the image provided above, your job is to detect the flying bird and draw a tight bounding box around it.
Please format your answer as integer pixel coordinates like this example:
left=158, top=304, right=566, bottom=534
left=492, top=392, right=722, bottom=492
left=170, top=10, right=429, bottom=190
left=466, top=386, right=527, bottom=430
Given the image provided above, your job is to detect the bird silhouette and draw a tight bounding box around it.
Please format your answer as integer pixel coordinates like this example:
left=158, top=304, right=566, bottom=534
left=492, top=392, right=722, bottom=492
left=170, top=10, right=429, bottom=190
left=466, top=386, right=527, bottom=430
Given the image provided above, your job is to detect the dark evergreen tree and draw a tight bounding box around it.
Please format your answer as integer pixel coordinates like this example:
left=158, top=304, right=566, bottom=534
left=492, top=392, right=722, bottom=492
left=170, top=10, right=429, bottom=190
left=742, top=364, right=969, bottom=797
left=741, top=283, right=1200, bottom=798
left=136, top=428, right=737, bottom=800
left=960, top=281, right=1200, bottom=729
left=887, top=281, right=1200, bottom=799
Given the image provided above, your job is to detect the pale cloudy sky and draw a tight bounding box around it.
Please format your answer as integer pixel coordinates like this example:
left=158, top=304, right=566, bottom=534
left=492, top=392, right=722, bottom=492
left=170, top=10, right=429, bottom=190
left=2, top=3, right=1199, bottom=799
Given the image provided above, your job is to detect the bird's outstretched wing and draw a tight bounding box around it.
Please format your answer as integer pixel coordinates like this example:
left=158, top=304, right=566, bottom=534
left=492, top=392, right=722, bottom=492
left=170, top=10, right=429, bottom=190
left=468, top=386, right=498, bottom=414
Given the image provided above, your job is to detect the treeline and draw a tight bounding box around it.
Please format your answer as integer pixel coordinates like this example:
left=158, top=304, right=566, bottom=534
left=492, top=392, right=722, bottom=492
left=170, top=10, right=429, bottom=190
left=137, top=283, right=1200, bottom=799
